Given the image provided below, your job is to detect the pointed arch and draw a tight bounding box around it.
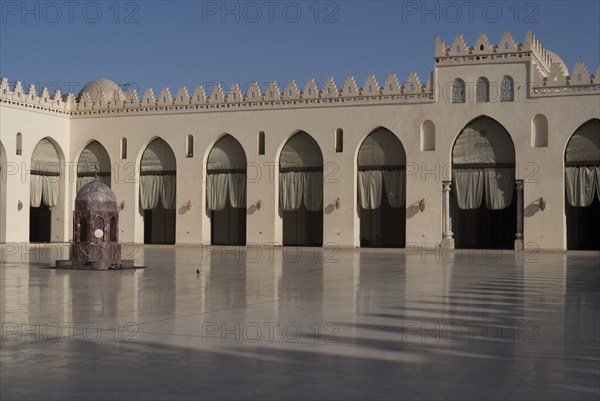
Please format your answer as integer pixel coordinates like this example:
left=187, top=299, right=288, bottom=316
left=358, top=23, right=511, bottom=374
left=279, top=131, right=323, bottom=246
left=357, top=127, right=406, bottom=248
left=76, top=140, right=112, bottom=192
left=206, top=134, right=248, bottom=245
left=564, top=119, right=600, bottom=250
left=30, top=137, right=65, bottom=243
left=450, top=116, right=517, bottom=249
left=139, top=137, right=177, bottom=244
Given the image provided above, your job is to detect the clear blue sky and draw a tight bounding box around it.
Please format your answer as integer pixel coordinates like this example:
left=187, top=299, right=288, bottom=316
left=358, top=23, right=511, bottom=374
left=1, top=0, right=598, bottom=95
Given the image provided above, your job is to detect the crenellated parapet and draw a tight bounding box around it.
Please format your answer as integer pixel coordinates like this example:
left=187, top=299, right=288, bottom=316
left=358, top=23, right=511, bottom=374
left=0, top=77, right=74, bottom=115
left=0, top=72, right=435, bottom=116
left=1, top=31, right=597, bottom=116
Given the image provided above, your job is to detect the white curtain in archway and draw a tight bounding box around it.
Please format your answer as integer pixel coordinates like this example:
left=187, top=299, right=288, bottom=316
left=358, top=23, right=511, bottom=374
left=161, top=175, right=177, bottom=209
left=279, top=133, right=323, bottom=212
left=207, top=174, right=229, bottom=211
left=454, top=169, right=484, bottom=210
left=30, top=175, right=43, bottom=207
left=565, top=166, right=596, bottom=207
left=206, top=173, right=247, bottom=211
left=564, top=120, right=600, bottom=207
left=31, top=139, right=60, bottom=207
left=357, top=129, right=406, bottom=210
left=358, top=171, right=383, bottom=210
left=140, top=139, right=177, bottom=210
left=206, top=136, right=247, bottom=211
left=140, top=175, right=162, bottom=210
left=484, top=168, right=514, bottom=210
left=280, top=172, right=304, bottom=211
left=383, top=170, right=406, bottom=208
left=228, top=173, right=246, bottom=208
left=303, top=171, right=323, bottom=212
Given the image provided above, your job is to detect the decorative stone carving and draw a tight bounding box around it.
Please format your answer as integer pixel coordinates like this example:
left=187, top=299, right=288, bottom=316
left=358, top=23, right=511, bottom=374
left=55, top=181, right=139, bottom=270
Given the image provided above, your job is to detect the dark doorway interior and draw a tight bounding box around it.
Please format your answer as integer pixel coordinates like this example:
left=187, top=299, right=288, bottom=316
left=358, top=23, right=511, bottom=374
left=29, top=205, right=51, bottom=243
left=144, top=203, right=176, bottom=244
left=211, top=197, right=246, bottom=245
left=451, top=187, right=517, bottom=249
left=283, top=203, right=323, bottom=246
left=360, top=195, right=405, bottom=248
left=566, top=196, right=600, bottom=250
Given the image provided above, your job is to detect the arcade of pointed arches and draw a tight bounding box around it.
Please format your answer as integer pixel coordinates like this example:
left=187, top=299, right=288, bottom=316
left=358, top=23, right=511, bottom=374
left=6, top=115, right=599, bottom=250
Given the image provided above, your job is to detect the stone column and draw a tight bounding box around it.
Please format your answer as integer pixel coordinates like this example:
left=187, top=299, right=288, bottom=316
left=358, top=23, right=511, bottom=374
left=515, top=180, right=524, bottom=251
left=441, top=181, right=454, bottom=249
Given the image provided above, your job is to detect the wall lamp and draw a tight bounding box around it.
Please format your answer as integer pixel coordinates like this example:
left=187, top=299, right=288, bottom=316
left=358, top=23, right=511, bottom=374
left=256, top=200, right=262, bottom=210
left=120, top=201, right=125, bottom=211
left=539, top=197, right=546, bottom=211
left=335, top=198, right=340, bottom=210
left=418, top=198, right=426, bottom=213
left=17, top=200, right=23, bottom=211
left=186, top=200, right=192, bottom=211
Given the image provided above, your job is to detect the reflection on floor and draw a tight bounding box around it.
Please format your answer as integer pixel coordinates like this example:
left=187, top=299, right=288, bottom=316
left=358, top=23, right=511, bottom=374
left=1, top=245, right=599, bottom=400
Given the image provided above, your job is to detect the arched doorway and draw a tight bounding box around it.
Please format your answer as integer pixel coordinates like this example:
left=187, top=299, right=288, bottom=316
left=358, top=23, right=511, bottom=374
left=451, top=116, right=516, bottom=249
left=76, top=140, right=111, bottom=193
left=564, top=119, right=600, bottom=250
left=139, top=138, right=176, bottom=244
left=357, top=128, right=406, bottom=248
left=279, top=132, right=323, bottom=246
left=206, top=135, right=247, bottom=245
left=30, top=138, right=61, bottom=243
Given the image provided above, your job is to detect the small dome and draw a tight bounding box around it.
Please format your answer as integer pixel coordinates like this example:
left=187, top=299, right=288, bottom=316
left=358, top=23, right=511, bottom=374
left=77, top=78, right=126, bottom=103
left=75, top=181, right=117, bottom=212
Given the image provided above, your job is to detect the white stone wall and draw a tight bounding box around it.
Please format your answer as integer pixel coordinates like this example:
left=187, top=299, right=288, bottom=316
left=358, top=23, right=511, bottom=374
left=0, top=105, right=71, bottom=243
left=1, top=31, right=599, bottom=250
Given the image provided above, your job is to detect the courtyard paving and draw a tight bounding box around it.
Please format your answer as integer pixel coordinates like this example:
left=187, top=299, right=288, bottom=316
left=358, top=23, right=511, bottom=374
left=0, top=245, right=599, bottom=400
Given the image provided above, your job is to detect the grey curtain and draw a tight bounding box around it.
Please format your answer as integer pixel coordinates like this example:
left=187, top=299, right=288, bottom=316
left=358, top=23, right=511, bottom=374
left=358, top=170, right=383, bottom=210
left=228, top=173, right=246, bottom=208
left=454, top=169, right=484, bottom=210
left=30, top=175, right=43, bottom=207
left=207, top=173, right=229, bottom=211
left=140, top=175, right=162, bottom=210
left=484, top=168, right=514, bottom=210
left=31, top=175, right=58, bottom=207
left=161, top=175, right=177, bottom=210
left=279, top=171, right=304, bottom=211
left=303, top=171, right=323, bottom=211
left=565, top=166, right=596, bottom=207
left=42, top=176, right=59, bottom=207
left=382, top=170, right=405, bottom=208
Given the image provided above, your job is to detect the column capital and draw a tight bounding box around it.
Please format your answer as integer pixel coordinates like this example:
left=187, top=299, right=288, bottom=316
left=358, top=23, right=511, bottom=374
left=515, top=180, right=524, bottom=191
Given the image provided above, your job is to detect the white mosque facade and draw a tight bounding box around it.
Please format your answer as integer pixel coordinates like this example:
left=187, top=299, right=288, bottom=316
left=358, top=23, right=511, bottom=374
left=1, top=31, right=599, bottom=251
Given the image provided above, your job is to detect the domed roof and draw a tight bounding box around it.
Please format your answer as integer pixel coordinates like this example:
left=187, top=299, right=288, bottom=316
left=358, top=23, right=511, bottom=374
left=75, top=181, right=117, bottom=212
left=546, top=49, right=569, bottom=76
left=77, top=78, right=126, bottom=103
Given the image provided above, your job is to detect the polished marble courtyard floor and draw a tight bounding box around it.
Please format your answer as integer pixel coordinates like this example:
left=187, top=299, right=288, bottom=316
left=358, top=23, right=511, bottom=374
left=0, top=245, right=599, bottom=400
